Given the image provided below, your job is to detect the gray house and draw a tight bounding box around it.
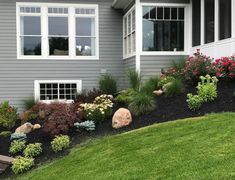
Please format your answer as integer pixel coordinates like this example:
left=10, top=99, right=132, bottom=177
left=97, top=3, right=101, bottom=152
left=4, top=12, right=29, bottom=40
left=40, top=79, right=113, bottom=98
left=0, top=0, right=233, bottom=111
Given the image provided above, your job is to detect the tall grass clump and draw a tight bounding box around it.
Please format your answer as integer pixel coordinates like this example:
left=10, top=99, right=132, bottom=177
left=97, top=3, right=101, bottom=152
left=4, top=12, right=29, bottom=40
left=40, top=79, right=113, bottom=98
left=99, top=73, right=117, bottom=95
left=127, top=69, right=141, bottom=91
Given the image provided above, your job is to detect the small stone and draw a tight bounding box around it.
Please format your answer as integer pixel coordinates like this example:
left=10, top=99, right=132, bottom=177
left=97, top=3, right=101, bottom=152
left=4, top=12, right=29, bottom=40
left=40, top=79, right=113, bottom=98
left=153, top=90, right=164, bottom=96
left=15, top=123, right=41, bottom=134
left=112, top=108, right=132, bottom=129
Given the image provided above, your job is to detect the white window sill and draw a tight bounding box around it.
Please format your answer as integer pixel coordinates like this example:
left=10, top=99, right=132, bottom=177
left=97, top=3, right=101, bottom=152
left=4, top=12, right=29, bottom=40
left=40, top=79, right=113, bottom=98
left=17, top=56, right=99, bottom=60
left=140, top=51, right=189, bottom=56
left=123, top=53, right=136, bottom=59
left=39, top=100, right=74, bottom=104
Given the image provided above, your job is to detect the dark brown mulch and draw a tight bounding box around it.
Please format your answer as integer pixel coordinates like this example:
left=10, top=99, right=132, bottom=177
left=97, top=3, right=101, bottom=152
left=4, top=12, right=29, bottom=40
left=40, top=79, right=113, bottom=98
left=0, top=80, right=235, bottom=178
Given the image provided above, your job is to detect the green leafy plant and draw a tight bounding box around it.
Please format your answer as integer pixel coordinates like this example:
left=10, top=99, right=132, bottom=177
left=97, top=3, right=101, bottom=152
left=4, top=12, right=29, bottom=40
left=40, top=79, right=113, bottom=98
left=22, top=98, right=37, bottom=110
left=186, top=75, right=218, bottom=111
left=127, top=69, right=141, bottom=91
left=51, top=135, right=70, bottom=153
left=197, top=75, right=218, bottom=103
left=0, top=101, right=18, bottom=130
left=140, top=76, right=160, bottom=95
left=74, top=121, right=96, bottom=131
left=80, top=95, right=113, bottom=123
left=163, top=78, right=184, bottom=97
left=187, top=94, right=203, bottom=111
left=23, top=143, right=42, bottom=158
left=11, top=156, right=34, bottom=174
left=9, top=140, right=26, bottom=155
left=99, top=73, right=117, bottom=95
left=115, top=88, right=137, bottom=104
left=158, top=76, right=176, bottom=88
left=128, top=92, right=156, bottom=116
left=0, top=131, right=11, bottom=138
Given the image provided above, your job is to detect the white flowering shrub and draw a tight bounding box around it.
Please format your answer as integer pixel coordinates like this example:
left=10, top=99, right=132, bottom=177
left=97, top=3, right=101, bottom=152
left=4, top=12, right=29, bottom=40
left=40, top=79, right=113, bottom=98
left=80, top=95, right=113, bottom=123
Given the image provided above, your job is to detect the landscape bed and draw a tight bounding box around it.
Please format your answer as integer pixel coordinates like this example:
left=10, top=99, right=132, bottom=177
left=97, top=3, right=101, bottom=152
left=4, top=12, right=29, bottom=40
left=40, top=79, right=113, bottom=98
left=0, top=79, right=235, bottom=179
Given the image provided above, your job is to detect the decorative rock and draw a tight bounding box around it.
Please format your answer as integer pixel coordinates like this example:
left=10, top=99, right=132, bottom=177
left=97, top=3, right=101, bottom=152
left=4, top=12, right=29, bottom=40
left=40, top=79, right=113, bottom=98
left=153, top=90, right=164, bottom=96
left=15, top=123, right=41, bottom=134
left=112, top=108, right=132, bottom=129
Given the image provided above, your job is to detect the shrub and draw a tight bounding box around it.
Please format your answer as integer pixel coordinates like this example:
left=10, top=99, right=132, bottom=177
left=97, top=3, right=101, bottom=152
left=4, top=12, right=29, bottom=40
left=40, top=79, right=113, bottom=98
left=127, top=70, right=141, bottom=90
left=183, top=51, right=216, bottom=82
left=115, top=88, right=137, bottom=105
left=23, top=143, right=42, bottom=158
left=99, top=73, right=117, bottom=95
left=9, top=140, right=26, bottom=155
left=75, top=88, right=103, bottom=103
left=163, top=79, right=184, bottom=97
left=12, top=156, right=34, bottom=174
left=31, top=103, right=83, bottom=137
left=80, top=95, right=113, bottom=123
left=74, top=120, right=96, bottom=131
left=22, top=98, right=37, bottom=110
left=43, top=107, right=78, bottom=137
left=128, top=92, right=156, bottom=116
left=0, top=131, right=11, bottom=138
left=158, top=76, right=176, bottom=88
left=197, top=75, right=218, bottom=103
left=213, top=57, right=235, bottom=79
left=164, top=57, right=186, bottom=79
left=140, top=76, right=160, bottom=95
left=20, top=111, right=37, bottom=125
left=51, top=135, right=70, bottom=153
left=0, top=101, right=18, bottom=130
left=187, top=94, right=203, bottom=111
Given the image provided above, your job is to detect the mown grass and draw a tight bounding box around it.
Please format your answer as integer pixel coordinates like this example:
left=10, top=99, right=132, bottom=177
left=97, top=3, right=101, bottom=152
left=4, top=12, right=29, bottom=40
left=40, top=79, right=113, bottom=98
left=17, top=113, right=235, bottom=180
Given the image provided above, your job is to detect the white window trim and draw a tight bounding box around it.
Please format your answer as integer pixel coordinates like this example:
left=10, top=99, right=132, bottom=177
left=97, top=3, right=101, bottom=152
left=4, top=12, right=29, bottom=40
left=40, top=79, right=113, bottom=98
left=16, top=2, right=99, bottom=60
left=34, top=80, right=82, bottom=103
left=123, top=6, right=136, bottom=59
left=139, top=3, right=191, bottom=56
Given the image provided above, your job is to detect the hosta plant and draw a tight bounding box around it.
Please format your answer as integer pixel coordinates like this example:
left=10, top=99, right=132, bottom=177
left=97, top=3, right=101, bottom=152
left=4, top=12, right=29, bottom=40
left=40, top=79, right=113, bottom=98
left=9, top=140, right=26, bottom=155
left=51, top=135, right=70, bottom=153
left=12, top=156, right=34, bottom=174
left=23, top=143, right=42, bottom=158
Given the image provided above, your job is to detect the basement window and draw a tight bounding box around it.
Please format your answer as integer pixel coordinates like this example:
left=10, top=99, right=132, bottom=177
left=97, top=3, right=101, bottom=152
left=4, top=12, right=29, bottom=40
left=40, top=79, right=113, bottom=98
left=34, top=80, right=82, bottom=103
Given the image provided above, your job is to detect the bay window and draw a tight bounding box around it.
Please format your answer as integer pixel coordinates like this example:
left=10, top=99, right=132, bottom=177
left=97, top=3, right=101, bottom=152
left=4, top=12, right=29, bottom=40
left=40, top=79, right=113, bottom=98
left=204, top=0, right=215, bottom=44
left=219, top=0, right=231, bottom=40
left=142, top=6, right=185, bottom=52
left=192, top=0, right=201, bottom=46
left=17, top=3, right=99, bottom=59
left=123, top=7, right=136, bottom=58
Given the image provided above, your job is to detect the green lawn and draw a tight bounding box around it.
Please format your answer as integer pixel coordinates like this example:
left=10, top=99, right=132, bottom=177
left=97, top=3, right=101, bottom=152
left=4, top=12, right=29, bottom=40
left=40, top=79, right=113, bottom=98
left=17, top=113, right=235, bottom=180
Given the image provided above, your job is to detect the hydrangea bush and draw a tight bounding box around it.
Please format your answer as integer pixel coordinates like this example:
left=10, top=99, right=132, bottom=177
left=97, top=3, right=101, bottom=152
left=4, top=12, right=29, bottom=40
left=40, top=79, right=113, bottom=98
left=80, top=95, right=113, bottom=123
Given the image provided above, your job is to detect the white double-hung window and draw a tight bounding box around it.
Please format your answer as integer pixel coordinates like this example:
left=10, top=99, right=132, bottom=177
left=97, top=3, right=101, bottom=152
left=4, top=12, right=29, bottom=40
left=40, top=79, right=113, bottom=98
left=16, top=3, right=99, bottom=59
left=123, top=7, right=136, bottom=58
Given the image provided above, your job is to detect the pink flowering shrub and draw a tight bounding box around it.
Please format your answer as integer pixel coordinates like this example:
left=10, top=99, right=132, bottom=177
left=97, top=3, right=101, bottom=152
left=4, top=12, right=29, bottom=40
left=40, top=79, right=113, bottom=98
left=213, top=57, right=235, bottom=79
left=164, top=50, right=216, bottom=82
left=183, top=51, right=216, bottom=82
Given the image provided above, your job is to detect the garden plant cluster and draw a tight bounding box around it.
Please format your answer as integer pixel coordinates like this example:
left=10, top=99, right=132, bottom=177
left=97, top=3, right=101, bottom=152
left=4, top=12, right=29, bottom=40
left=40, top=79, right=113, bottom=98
left=0, top=50, right=235, bottom=176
